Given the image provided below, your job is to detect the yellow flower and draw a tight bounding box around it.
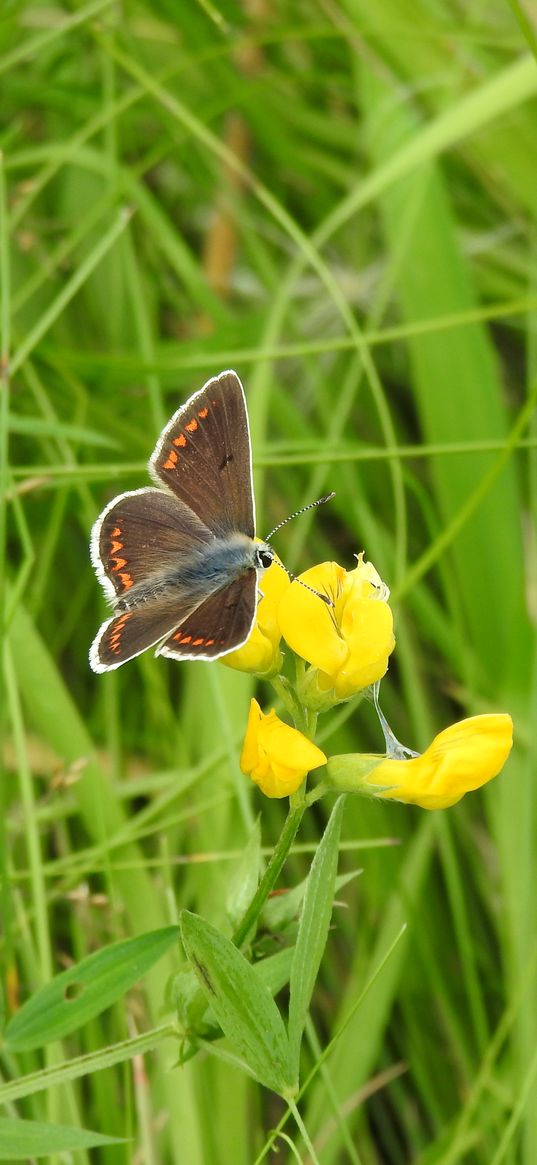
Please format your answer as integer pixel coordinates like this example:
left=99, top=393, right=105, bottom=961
left=327, top=714, right=513, bottom=810
left=278, top=555, right=395, bottom=702
left=240, top=698, right=327, bottom=799
left=222, top=554, right=290, bottom=676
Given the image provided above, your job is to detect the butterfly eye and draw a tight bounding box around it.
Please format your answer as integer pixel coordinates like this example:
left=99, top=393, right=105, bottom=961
left=256, top=547, right=274, bottom=570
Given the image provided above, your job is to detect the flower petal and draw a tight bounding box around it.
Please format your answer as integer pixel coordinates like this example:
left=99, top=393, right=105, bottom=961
left=335, top=600, right=395, bottom=699
left=278, top=562, right=348, bottom=676
left=239, top=698, right=264, bottom=774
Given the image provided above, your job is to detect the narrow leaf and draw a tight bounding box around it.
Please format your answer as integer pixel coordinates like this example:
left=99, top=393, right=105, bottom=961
left=288, top=796, right=345, bottom=1074
left=181, top=910, right=294, bottom=1096
left=5, top=927, right=179, bottom=1051
left=262, top=869, right=360, bottom=931
left=0, top=1117, right=123, bottom=1159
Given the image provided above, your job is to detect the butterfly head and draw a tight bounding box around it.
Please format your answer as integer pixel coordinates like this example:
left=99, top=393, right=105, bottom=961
left=254, top=542, right=276, bottom=572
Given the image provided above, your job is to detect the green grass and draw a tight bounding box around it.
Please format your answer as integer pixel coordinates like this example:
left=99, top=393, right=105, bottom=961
left=1, top=1, right=536, bottom=1161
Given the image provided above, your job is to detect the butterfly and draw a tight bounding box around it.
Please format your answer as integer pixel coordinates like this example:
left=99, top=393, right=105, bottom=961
left=89, top=370, right=276, bottom=672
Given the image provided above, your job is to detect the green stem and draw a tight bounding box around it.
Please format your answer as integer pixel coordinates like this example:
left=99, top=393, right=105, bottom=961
left=269, top=673, right=305, bottom=730
left=232, top=804, right=305, bottom=949
left=287, top=1100, right=321, bottom=1165
left=306, top=708, right=318, bottom=740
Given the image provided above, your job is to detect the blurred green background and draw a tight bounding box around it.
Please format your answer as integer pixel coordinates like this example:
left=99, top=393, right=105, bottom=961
left=1, top=1, right=536, bottom=1162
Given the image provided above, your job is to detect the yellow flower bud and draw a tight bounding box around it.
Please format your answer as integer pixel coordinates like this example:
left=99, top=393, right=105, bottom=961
left=222, top=554, right=290, bottom=677
left=240, top=698, right=327, bottom=799
left=327, top=714, right=513, bottom=810
left=278, top=555, right=395, bottom=702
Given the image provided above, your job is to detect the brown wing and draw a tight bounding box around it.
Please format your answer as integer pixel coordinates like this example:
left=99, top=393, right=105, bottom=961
left=149, top=370, right=255, bottom=539
left=157, top=571, right=257, bottom=661
left=89, top=594, right=201, bottom=673
left=90, top=487, right=213, bottom=601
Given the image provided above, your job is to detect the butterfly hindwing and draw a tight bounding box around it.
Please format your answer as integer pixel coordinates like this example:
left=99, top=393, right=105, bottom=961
left=158, top=570, right=258, bottom=661
left=91, top=487, right=214, bottom=601
left=89, top=594, right=203, bottom=672
left=149, top=370, right=255, bottom=539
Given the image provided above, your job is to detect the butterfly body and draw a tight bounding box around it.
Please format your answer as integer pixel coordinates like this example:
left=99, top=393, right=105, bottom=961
left=113, top=533, right=273, bottom=614
left=89, top=371, right=274, bottom=672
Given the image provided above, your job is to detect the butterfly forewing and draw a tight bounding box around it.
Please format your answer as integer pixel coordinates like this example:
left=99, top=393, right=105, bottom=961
left=158, top=571, right=257, bottom=661
left=150, top=370, right=255, bottom=539
left=91, top=488, right=214, bottom=601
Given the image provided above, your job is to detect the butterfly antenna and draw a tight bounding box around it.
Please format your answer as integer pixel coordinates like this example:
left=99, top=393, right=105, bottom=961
left=266, top=493, right=336, bottom=609
left=289, top=568, right=335, bottom=607
left=265, top=492, right=335, bottom=541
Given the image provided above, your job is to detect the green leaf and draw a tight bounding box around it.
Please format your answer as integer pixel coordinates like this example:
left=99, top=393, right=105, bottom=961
left=5, top=927, right=179, bottom=1051
left=288, top=796, right=345, bottom=1075
left=262, top=869, right=360, bottom=931
left=0, top=1117, right=124, bottom=1158
left=253, top=947, right=294, bottom=998
left=180, top=910, right=295, bottom=1096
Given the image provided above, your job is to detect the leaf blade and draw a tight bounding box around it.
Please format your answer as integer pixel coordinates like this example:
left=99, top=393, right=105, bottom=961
left=5, top=927, right=179, bottom=1051
left=288, top=796, right=345, bottom=1075
left=181, top=910, right=294, bottom=1096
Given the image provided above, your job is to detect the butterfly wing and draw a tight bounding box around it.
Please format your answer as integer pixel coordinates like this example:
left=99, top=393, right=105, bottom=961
left=149, top=370, right=254, bottom=539
left=157, top=570, right=257, bottom=661
left=89, top=594, right=204, bottom=672
left=90, top=487, right=214, bottom=602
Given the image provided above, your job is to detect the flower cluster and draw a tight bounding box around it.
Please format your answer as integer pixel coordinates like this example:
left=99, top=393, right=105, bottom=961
left=279, top=555, right=395, bottom=705
left=225, top=554, right=513, bottom=808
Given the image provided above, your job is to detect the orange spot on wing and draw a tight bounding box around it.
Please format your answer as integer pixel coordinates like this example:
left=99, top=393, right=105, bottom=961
left=185, top=418, right=198, bottom=433
left=112, top=557, right=127, bottom=572
left=118, top=572, right=133, bottom=590
left=163, top=449, right=178, bottom=469
left=110, top=539, right=123, bottom=554
left=109, top=612, right=131, bottom=652
left=192, top=637, right=204, bottom=646
left=198, top=407, right=209, bottom=419
left=111, top=527, right=121, bottom=537
left=173, top=633, right=192, bottom=644
left=173, top=433, right=187, bottom=447
left=206, top=638, right=215, bottom=646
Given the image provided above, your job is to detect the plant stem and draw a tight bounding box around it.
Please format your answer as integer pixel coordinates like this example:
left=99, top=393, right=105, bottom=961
left=288, top=1099, right=321, bottom=1165
left=270, top=673, right=305, bottom=729
left=232, top=804, right=305, bottom=949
